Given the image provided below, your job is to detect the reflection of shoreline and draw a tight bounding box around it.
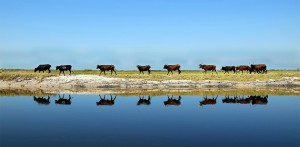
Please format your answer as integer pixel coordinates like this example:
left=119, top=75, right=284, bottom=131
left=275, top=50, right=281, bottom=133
left=1, top=88, right=299, bottom=96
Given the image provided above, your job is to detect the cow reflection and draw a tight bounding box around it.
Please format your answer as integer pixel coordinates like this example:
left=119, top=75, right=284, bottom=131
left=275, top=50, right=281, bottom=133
left=33, top=96, right=50, bottom=105
left=96, top=95, right=116, bottom=106
left=55, top=94, right=72, bottom=105
left=252, top=95, right=268, bottom=105
left=137, top=96, right=151, bottom=105
left=236, top=96, right=252, bottom=104
left=164, top=96, right=181, bottom=106
left=200, top=96, right=217, bottom=106
left=222, top=96, right=237, bottom=103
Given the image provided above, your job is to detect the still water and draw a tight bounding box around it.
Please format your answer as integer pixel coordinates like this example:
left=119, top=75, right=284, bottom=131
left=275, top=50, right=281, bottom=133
left=0, top=94, right=299, bottom=147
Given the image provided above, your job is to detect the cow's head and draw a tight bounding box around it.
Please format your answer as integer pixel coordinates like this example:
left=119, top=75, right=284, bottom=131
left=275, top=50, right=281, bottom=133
left=34, top=68, right=37, bottom=72
left=56, top=66, right=59, bottom=70
left=221, top=67, right=225, bottom=70
left=136, top=65, right=140, bottom=68
left=163, top=64, right=168, bottom=69
left=96, top=65, right=100, bottom=69
left=199, top=64, right=203, bottom=68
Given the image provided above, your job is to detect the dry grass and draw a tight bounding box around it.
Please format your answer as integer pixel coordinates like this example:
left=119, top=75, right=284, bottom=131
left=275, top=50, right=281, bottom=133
left=0, top=69, right=299, bottom=82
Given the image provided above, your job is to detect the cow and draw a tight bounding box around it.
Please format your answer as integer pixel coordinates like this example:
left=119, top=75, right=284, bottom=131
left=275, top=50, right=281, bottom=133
left=55, top=94, right=72, bottom=105
left=163, top=64, right=181, bottom=75
left=236, top=96, right=252, bottom=104
left=164, top=96, right=181, bottom=106
left=136, top=65, right=151, bottom=75
left=33, top=96, right=50, bottom=105
left=34, top=64, right=51, bottom=73
left=96, top=65, right=117, bottom=75
left=137, top=96, right=151, bottom=105
left=250, top=64, right=267, bottom=74
left=96, top=95, right=116, bottom=106
left=252, top=95, right=268, bottom=105
left=56, top=65, right=72, bottom=76
left=221, top=66, right=236, bottom=74
left=236, top=65, right=251, bottom=74
left=200, top=96, right=217, bottom=106
left=222, top=96, right=237, bottom=103
left=199, top=64, right=217, bottom=74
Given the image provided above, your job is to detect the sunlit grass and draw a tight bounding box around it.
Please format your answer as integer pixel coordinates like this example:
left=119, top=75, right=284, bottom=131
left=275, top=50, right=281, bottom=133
left=0, top=69, right=299, bottom=82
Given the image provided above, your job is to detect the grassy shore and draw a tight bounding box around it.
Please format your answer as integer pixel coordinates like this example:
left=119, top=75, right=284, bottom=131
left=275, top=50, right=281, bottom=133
left=0, top=69, right=299, bottom=82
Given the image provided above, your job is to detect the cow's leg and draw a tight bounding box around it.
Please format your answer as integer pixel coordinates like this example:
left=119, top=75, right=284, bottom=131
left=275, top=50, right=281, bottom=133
left=178, top=69, right=181, bottom=74
left=69, top=70, right=72, bottom=75
left=148, top=70, right=150, bottom=75
left=142, top=71, right=144, bottom=75
left=167, top=70, right=170, bottom=75
left=59, top=70, right=61, bottom=75
left=113, top=70, right=117, bottom=75
left=170, top=70, right=173, bottom=75
left=111, top=70, right=113, bottom=75
left=215, top=69, right=218, bottom=74
left=48, top=69, right=51, bottom=73
left=103, top=70, right=106, bottom=75
left=139, top=70, right=141, bottom=75
left=63, top=71, right=65, bottom=76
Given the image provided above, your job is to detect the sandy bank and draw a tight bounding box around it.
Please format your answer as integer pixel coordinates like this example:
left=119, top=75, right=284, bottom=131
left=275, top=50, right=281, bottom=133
left=1, top=75, right=299, bottom=91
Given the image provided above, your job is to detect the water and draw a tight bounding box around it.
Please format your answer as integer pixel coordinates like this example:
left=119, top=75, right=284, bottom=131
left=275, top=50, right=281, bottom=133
left=0, top=94, right=300, bottom=147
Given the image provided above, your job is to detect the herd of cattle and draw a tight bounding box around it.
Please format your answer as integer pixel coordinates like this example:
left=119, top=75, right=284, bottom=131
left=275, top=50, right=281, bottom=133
left=33, top=95, right=268, bottom=106
left=34, top=63, right=267, bottom=75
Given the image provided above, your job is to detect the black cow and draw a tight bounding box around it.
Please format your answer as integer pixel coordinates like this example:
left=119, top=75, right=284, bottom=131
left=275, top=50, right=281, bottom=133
left=55, top=94, right=72, bottom=105
left=137, top=65, right=151, bottom=75
left=200, top=96, right=217, bottom=106
left=34, top=64, right=51, bottom=73
left=96, top=65, right=117, bottom=75
left=96, top=95, right=117, bottom=106
left=251, top=64, right=267, bottom=74
left=236, top=96, right=252, bottom=104
left=33, top=96, right=50, bottom=105
left=221, top=66, right=236, bottom=74
left=56, top=65, right=72, bottom=76
left=199, top=64, right=217, bottom=74
left=222, top=96, right=237, bottom=103
left=163, top=64, right=181, bottom=75
left=164, top=96, right=181, bottom=106
left=137, top=96, right=151, bottom=105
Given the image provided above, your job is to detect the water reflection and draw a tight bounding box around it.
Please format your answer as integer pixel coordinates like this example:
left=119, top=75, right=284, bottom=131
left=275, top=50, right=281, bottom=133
left=199, top=95, right=218, bottom=106
left=33, top=96, right=51, bottom=105
left=164, top=95, right=181, bottom=106
left=96, top=95, right=117, bottom=106
left=137, top=96, right=151, bottom=105
left=221, top=95, right=268, bottom=105
left=55, top=94, right=72, bottom=105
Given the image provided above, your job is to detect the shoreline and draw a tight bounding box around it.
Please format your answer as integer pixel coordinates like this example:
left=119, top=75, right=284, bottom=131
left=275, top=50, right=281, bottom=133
left=0, top=75, right=299, bottom=92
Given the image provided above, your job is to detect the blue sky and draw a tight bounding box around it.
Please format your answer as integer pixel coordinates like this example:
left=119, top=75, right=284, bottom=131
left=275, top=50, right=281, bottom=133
left=0, top=0, right=299, bottom=70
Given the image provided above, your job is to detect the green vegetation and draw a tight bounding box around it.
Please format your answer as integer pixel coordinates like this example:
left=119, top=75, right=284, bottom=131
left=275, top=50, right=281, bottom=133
left=0, top=69, right=299, bottom=82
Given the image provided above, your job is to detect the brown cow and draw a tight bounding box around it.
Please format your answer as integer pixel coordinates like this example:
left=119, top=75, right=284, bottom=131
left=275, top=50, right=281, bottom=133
left=55, top=94, right=72, bottom=105
left=252, top=95, right=268, bottom=105
left=236, top=96, right=252, bottom=104
left=164, top=96, right=181, bottom=106
left=137, top=96, right=151, bottom=105
left=137, top=65, right=151, bottom=75
left=96, top=95, right=117, bottom=106
left=199, top=64, right=217, bottom=74
left=200, top=96, right=217, bottom=106
left=236, top=65, right=251, bottom=74
left=96, top=65, right=117, bottom=75
left=163, top=64, right=181, bottom=75
left=251, top=64, right=267, bottom=74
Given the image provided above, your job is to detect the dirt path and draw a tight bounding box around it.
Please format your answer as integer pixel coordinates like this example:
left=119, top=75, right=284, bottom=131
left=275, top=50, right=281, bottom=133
left=1, top=75, right=299, bottom=91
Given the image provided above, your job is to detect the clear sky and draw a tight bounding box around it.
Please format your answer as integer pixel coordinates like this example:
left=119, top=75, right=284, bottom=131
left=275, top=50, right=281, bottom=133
left=0, top=0, right=299, bottom=70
